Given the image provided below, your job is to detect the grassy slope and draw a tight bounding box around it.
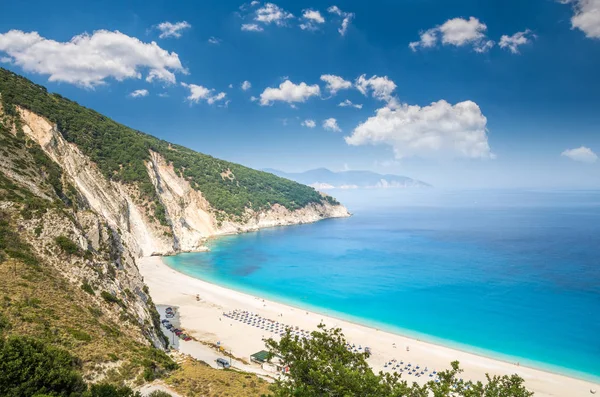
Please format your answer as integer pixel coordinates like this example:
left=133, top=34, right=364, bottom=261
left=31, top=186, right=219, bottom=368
left=0, top=68, right=338, bottom=219
left=0, top=107, right=269, bottom=395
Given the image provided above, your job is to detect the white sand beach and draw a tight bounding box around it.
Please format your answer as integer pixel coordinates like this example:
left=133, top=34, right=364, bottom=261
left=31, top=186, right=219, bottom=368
left=139, top=256, right=599, bottom=397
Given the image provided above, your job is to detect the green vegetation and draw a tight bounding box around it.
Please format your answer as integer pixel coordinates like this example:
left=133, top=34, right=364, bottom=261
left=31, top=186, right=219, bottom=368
left=0, top=334, right=146, bottom=396
left=0, top=68, right=339, bottom=218
left=55, top=235, right=82, bottom=256
left=265, top=325, right=534, bottom=397
left=101, top=291, right=123, bottom=306
left=0, top=210, right=38, bottom=266
left=81, top=281, right=95, bottom=295
left=0, top=335, right=87, bottom=396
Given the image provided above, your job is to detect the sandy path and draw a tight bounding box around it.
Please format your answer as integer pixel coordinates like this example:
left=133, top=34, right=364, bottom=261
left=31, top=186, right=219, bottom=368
left=139, top=256, right=599, bottom=397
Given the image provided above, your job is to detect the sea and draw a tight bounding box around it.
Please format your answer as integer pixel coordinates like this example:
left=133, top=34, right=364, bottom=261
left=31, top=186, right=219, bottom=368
left=163, top=189, right=600, bottom=381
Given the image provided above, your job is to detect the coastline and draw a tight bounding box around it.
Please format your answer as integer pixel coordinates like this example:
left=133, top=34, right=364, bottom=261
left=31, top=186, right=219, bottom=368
left=140, top=255, right=599, bottom=397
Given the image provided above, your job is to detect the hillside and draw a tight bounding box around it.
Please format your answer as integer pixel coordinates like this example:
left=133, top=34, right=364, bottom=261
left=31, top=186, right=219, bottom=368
left=0, top=68, right=347, bottom=395
left=264, top=168, right=431, bottom=189
left=0, top=68, right=349, bottom=256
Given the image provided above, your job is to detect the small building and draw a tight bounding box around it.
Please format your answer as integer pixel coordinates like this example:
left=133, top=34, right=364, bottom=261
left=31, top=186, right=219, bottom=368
left=250, top=350, right=270, bottom=364
left=250, top=350, right=288, bottom=373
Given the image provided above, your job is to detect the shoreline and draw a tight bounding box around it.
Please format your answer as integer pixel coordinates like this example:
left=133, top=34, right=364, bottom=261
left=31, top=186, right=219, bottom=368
left=139, top=255, right=599, bottom=397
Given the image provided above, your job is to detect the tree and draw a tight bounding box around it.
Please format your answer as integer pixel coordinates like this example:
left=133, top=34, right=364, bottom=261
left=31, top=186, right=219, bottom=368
left=0, top=336, right=87, bottom=397
left=264, top=324, right=534, bottom=397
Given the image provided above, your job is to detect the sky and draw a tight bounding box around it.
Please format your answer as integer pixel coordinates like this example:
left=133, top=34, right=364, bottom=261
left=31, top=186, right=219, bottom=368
left=0, top=0, right=599, bottom=189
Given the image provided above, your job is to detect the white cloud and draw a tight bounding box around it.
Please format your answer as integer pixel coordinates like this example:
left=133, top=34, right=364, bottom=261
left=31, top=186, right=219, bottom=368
left=559, top=0, right=600, bottom=38
left=355, top=74, right=397, bottom=102
left=300, top=9, right=325, bottom=30
left=409, top=17, right=494, bottom=52
left=208, top=36, right=222, bottom=45
left=255, top=3, right=294, bottom=26
left=0, top=30, right=186, bottom=88
left=181, top=82, right=227, bottom=105
left=409, top=29, right=437, bottom=51
left=241, top=80, right=252, bottom=90
left=129, top=89, right=149, bottom=98
left=499, top=29, right=534, bottom=53
left=345, top=100, right=494, bottom=159
left=250, top=95, right=258, bottom=102
left=561, top=146, right=598, bottom=163
left=323, top=117, right=341, bottom=132
left=301, top=119, right=316, bottom=128
left=338, top=99, right=363, bottom=109
left=241, top=23, right=264, bottom=32
left=156, top=21, right=191, bottom=39
left=320, top=74, right=352, bottom=94
left=259, top=80, right=320, bottom=106
left=327, top=5, right=354, bottom=36
left=158, top=92, right=169, bottom=98
left=303, top=9, right=325, bottom=23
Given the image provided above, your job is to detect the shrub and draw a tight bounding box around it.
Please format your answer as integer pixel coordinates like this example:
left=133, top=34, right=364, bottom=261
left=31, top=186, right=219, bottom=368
left=81, top=282, right=95, bottom=295
left=100, top=291, right=122, bottom=306
left=55, top=235, right=81, bottom=256
left=0, top=336, right=87, bottom=396
left=68, top=328, right=92, bottom=342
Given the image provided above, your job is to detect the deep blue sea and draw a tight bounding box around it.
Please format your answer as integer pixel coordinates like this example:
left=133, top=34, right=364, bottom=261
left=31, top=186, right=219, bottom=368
left=163, top=190, right=600, bottom=381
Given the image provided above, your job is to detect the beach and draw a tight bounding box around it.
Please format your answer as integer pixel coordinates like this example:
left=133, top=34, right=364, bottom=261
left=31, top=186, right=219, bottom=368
left=139, top=256, right=598, bottom=397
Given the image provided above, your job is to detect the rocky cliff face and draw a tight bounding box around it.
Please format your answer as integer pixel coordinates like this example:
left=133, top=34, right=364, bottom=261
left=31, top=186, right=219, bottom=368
left=16, top=107, right=350, bottom=257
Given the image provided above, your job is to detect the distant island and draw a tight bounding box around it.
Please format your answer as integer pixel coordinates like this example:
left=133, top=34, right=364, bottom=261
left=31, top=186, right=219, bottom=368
left=263, top=168, right=431, bottom=190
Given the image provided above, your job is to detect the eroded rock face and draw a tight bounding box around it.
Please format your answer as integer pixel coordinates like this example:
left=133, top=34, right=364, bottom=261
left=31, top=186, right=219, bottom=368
left=18, top=107, right=350, bottom=257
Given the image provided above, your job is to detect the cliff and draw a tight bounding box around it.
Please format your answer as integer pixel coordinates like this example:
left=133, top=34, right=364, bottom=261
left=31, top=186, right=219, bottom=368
left=0, top=68, right=348, bottom=383
left=15, top=106, right=349, bottom=256
left=0, top=68, right=349, bottom=257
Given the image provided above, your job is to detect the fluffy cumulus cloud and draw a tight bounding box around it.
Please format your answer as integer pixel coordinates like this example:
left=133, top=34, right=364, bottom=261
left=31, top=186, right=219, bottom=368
left=561, top=146, right=598, bottom=163
left=345, top=100, right=494, bottom=159
left=409, top=17, right=494, bottom=53
left=241, top=24, right=264, bottom=32
left=129, top=89, right=149, bottom=98
left=338, top=99, right=362, bottom=109
left=301, top=119, right=316, bottom=128
left=355, top=74, right=397, bottom=102
left=320, top=74, right=352, bottom=94
left=241, top=80, right=252, bottom=90
left=559, top=0, right=600, bottom=39
left=323, top=117, right=341, bottom=132
left=327, top=5, right=354, bottom=36
left=300, top=9, right=326, bottom=30
left=259, top=80, right=320, bottom=106
left=181, top=82, right=227, bottom=105
left=0, top=30, right=186, bottom=88
left=255, top=3, right=294, bottom=26
left=155, top=21, right=191, bottom=39
left=499, top=29, right=534, bottom=53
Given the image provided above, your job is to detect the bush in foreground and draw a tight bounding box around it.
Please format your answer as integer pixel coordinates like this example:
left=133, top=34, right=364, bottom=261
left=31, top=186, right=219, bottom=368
left=265, top=324, right=534, bottom=397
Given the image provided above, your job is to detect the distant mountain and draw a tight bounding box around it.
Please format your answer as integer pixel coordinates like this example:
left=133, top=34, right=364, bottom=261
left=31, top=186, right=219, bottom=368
left=263, top=168, right=431, bottom=190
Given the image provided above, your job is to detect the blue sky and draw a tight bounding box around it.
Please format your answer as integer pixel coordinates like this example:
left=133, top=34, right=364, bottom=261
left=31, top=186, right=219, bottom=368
left=0, top=0, right=599, bottom=188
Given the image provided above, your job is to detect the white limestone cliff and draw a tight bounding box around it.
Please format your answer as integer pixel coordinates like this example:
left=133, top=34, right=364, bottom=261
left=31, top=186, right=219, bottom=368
left=17, top=107, right=350, bottom=257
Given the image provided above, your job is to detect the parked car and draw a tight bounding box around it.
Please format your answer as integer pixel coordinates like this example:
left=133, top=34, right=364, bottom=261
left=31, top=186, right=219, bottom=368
left=216, top=358, right=230, bottom=368
left=183, top=336, right=192, bottom=341
left=165, top=324, right=173, bottom=330
left=166, top=313, right=175, bottom=318
left=174, top=329, right=183, bottom=336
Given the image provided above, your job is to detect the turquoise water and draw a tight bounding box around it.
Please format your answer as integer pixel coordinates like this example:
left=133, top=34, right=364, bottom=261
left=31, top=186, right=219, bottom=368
left=163, top=190, right=600, bottom=381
